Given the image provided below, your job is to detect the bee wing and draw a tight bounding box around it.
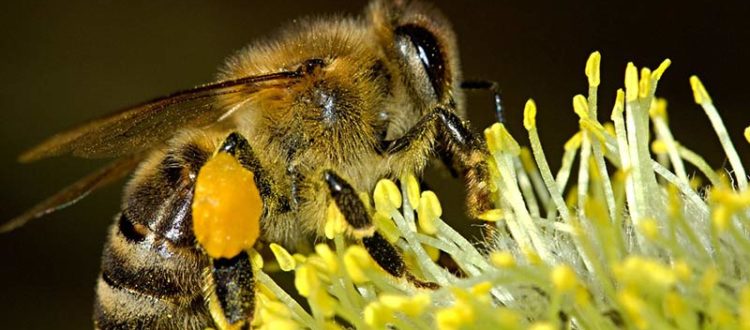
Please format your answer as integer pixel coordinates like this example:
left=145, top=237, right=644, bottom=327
left=20, top=71, right=301, bottom=162
left=1, top=154, right=143, bottom=233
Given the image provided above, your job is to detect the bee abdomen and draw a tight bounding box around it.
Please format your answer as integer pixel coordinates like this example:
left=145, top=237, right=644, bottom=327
left=94, top=213, right=211, bottom=329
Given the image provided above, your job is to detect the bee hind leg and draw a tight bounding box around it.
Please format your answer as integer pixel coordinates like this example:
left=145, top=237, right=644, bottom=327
left=323, top=170, right=438, bottom=289
left=204, top=252, right=255, bottom=330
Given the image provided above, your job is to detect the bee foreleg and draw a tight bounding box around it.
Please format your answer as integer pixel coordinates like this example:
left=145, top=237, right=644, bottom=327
left=323, top=170, right=438, bottom=289
left=204, top=251, right=255, bottom=330
left=386, top=107, right=494, bottom=218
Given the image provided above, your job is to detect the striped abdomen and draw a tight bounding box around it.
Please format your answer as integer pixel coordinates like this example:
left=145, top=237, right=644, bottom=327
left=94, top=142, right=215, bottom=329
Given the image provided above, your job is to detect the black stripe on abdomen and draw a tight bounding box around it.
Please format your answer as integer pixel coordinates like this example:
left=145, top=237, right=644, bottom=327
left=101, top=221, right=205, bottom=299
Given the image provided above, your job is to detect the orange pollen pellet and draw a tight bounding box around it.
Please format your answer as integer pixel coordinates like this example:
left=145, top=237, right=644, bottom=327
left=192, top=152, right=263, bottom=259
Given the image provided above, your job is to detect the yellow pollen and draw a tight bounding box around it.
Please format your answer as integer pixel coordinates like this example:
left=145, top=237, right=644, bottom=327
left=523, top=99, right=537, bottom=130
left=270, top=243, right=296, bottom=272
left=690, top=75, right=712, bottom=104
left=585, top=51, right=601, bottom=87
left=624, top=62, right=639, bottom=102
left=192, top=152, right=262, bottom=259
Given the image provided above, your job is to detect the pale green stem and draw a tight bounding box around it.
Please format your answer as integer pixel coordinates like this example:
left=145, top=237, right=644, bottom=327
left=677, top=145, right=722, bottom=187
left=700, top=102, right=748, bottom=190
left=652, top=116, right=689, bottom=183
left=256, top=270, right=316, bottom=327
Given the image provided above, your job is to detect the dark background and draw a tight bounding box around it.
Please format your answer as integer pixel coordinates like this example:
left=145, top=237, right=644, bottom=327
left=1, top=1, right=748, bottom=328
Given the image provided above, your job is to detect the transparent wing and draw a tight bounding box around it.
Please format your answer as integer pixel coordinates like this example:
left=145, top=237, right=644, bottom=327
left=20, top=71, right=301, bottom=161
left=1, top=154, right=143, bottom=233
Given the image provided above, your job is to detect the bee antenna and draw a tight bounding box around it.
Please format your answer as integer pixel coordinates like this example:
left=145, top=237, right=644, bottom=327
left=460, top=80, right=504, bottom=123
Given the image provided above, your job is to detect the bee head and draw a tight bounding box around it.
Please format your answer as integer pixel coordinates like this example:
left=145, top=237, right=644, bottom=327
left=368, top=0, right=464, bottom=112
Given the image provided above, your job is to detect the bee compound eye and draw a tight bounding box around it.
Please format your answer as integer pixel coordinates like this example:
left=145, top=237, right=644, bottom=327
left=395, top=24, right=446, bottom=99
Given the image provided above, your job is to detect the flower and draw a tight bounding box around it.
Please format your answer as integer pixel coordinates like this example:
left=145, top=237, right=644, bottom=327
left=250, top=52, right=750, bottom=329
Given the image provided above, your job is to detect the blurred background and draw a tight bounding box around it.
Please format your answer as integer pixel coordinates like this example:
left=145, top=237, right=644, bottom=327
left=1, top=1, right=747, bottom=328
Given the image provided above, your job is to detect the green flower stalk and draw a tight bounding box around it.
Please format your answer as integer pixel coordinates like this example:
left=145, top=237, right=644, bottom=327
left=250, top=52, right=750, bottom=330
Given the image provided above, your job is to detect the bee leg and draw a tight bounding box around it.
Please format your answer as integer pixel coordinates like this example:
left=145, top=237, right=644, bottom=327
left=460, top=80, right=504, bottom=123
left=198, top=132, right=278, bottom=329
left=205, top=251, right=255, bottom=330
left=222, top=132, right=294, bottom=215
left=221, top=132, right=273, bottom=198
left=323, top=170, right=438, bottom=289
left=385, top=107, right=494, bottom=218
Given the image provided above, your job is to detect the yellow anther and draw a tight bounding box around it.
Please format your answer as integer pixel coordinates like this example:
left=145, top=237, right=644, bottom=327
left=624, top=62, right=639, bottom=102
left=700, top=267, right=719, bottom=296
left=490, top=251, right=515, bottom=268
left=379, top=294, right=409, bottom=310
left=374, top=179, right=402, bottom=216
left=436, top=305, right=473, bottom=330
left=519, top=147, right=535, bottom=172
left=616, top=257, right=676, bottom=290
left=564, top=131, right=583, bottom=151
left=477, top=209, right=503, bottom=222
left=484, top=126, right=500, bottom=153
left=417, top=191, right=442, bottom=235
left=529, top=322, right=556, bottom=330
left=260, top=319, right=298, bottom=330
left=638, top=218, right=659, bottom=240
left=603, top=122, right=616, bottom=136
left=192, top=152, right=262, bottom=259
left=293, top=253, right=307, bottom=264
left=551, top=264, right=577, bottom=293
left=496, top=308, right=521, bottom=328
left=651, top=58, right=671, bottom=81
left=325, top=201, right=347, bottom=239
left=618, top=290, right=647, bottom=329
left=651, top=140, right=669, bottom=155
left=639, top=67, right=651, bottom=98
left=470, top=281, right=494, bottom=297
left=583, top=198, right=608, bottom=225
left=611, top=89, right=625, bottom=121
left=740, top=286, right=750, bottom=328
left=270, top=243, right=296, bottom=272
left=401, top=174, right=421, bottom=209
left=311, top=289, right=336, bottom=318
left=364, top=302, right=392, bottom=328
left=314, top=244, right=339, bottom=273
left=690, top=75, right=712, bottom=104
left=663, top=291, right=686, bottom=318
left=585, top=51, right=601, bottom=87
left=580, top=119, right=607, bottom=144
left=249, top=248, right=264, bottom=269
left=523, top=99, right=537, bottom=130
left=323, top=321, right=345, bottom=330
left=573, top=94, right=589, bottom=119
left=649, top=98, right=668, bottom=119
left=672, top=260, right=692, bottom=282
left=744, top=126, right=750, bottom=144
left=262, top=300, right=292, bottom=318
left=424, top=244, right=440, bottom=262
left=575, top=286, right=591, bottom=306
left=489, top=123, right=521, bottom=155
left=524, top=249, right=542, bottom=265
left=343, top=245, right=372, bottom=284
left=405, top=293, right=431, bottom=316
left=294, top=264, right=318, bottom=297
left=373, top=211, right=400, bottom=243
left=712, top=205, right=730, bottom=232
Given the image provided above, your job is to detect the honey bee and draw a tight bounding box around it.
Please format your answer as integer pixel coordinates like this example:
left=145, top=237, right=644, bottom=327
left=4, top=0, right=497, bottom=328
